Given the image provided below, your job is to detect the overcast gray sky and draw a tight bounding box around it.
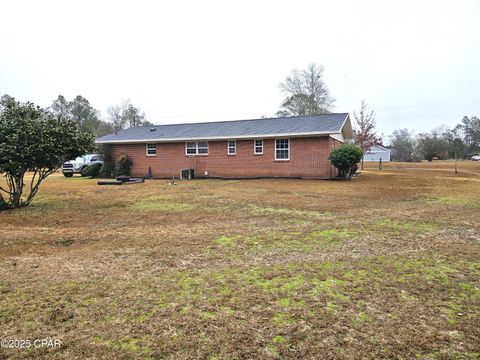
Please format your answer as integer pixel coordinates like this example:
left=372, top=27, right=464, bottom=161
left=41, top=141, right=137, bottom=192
left=1, top=0, right=479, bottom=139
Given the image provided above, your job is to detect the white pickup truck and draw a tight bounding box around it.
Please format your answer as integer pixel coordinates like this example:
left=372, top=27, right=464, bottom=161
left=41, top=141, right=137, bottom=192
left=62, top=154, right=104, bottom=177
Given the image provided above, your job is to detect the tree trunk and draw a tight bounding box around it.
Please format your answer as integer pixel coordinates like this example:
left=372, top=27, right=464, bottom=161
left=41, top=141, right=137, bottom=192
left=0, top=193, right=7, bottom=210
left=454, top=151, right=458, bottom=174
left=10, top=174, right=25, bottom=208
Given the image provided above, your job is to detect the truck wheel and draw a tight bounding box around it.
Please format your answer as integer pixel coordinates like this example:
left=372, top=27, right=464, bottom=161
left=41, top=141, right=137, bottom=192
left=80, top=166, right=87, bottom=176
left=63, top=173, right=73, bottom=178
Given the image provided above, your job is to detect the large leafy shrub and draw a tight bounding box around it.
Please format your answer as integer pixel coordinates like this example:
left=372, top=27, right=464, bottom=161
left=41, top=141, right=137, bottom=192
left=115, top=154, right=133, bottom=176
left=98, top=144, right=115, bottom=178
left=81, top=163, right=102, bottom=177
left=328, top=144, right=363, bottom=180
left=0, top=95, right=94, bottom=209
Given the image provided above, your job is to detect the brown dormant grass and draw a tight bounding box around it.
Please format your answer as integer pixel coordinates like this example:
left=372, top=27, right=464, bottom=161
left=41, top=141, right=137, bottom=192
left=0, top=161, right=479, bottom=359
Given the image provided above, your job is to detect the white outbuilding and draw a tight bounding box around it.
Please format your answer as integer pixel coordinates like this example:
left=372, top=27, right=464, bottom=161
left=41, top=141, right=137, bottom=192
left=363, top=145, right=391, bottom=162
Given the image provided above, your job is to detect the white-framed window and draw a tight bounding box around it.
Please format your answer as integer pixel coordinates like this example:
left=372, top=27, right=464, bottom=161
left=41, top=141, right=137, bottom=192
left=197, top=141, right=208, bottom=154
left=275, top=139, right=290, bottom=160
left=185, top=141, right=209, bottom=155
left=228, top=140, right=236, bottom=155
left=186, top=142, right=197, bottom=155
left=146, top=143, right=157, bottom=156
left=254, top=139, right=263, bottom=155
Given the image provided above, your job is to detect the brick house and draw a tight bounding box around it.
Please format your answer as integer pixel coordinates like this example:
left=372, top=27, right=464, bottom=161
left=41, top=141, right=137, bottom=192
left=95, top=113, right=353, bottom=179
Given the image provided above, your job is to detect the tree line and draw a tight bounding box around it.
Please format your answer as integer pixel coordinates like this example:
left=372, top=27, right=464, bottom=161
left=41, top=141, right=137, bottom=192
left=390, top=117, right=480, bottom=161
left=50, top=95, right=153, bottom=136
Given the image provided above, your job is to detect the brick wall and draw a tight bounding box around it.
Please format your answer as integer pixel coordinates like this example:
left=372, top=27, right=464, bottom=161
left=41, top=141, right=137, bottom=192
left=111, top=136, right=343, bottom=179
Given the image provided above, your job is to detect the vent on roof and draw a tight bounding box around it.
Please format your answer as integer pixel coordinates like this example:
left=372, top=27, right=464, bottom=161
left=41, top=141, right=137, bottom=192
left=150, top=128, right=156, bottom=132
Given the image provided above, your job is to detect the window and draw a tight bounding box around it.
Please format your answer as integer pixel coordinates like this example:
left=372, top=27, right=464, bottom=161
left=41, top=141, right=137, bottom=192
left=228, top=140, right=236, bottom=155
left=275, top=139, right=289, bottom=160
left=186, top=142, right=197, bottom=155
left=254, top=139, right=263, bottom=155
left=146, top=143, right=157, bottom=156
left=185, top=141, right=209, bottom=155
left=197, top=142, right=208, bottom=154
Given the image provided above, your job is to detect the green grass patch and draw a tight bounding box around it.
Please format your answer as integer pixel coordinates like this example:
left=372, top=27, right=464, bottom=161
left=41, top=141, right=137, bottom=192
left=418, top=350, right=480, bottom=360
left=373, top=219, right=437, bottom=234
left=250, top=205, right=329, bottom=218
left=272, top=312, right=294, bottom=326
left=276, top=297, right=305, bottom=307
left=55, top=238, right=75, bottom=247
left=214, top=236, right=236, bottom=247
left=95, top=336, right=152, bottom=354
left=305, top=228, right=356, bottom=245
left=201, top=310, right=216, bottom=319
left=271, top=335, right=287, bottom=344
left=233, top=227, right=357, bottom=254
left=424, top=196, right=480, bottom=208
left=32, top=193, right=59, bottom=207
left=130, top=196, right=193, bottom=212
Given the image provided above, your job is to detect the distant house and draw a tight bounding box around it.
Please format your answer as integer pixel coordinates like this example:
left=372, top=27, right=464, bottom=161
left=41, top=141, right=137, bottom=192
left=363, top=145, right=391, bottom=162
left=95, top=113, right=353, bottom=179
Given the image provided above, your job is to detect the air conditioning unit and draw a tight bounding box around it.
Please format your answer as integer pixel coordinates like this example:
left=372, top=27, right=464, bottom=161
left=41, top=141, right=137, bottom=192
left=180, top=168, right=195, bottom=180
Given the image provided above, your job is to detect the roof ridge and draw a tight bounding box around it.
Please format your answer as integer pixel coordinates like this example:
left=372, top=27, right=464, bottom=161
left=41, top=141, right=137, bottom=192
left=141, top=113, right=349, bottom=128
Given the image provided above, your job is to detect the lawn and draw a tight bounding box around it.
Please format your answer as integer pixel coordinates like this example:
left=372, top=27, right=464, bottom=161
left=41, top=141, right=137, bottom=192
left=0, top=161, right=479, bottom=359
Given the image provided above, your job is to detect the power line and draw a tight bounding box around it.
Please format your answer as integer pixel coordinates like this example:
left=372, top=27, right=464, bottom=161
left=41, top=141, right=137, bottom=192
left=144, top=103, right=480, bottom=120
left=376, top=102, right=480, bottom=111
left=377, top=114, right=472, bottom=121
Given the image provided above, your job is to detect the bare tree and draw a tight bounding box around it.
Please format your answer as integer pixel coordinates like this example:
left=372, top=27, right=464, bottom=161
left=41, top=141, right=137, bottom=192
left=277, top=63, right=334, bottom=117
left=107, top=99, right=152, bottom=131
left=354, top=100, right=381, bottom=169
left=50, top=95, right=71, bottom=119
left=107, top=104, right=124, bottom=133
left=390, top=128, right=415, bottom=161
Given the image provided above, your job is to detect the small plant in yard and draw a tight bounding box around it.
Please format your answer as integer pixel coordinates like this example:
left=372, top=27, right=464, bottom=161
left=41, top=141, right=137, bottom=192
left=98, top=144, right=115, bottom=178
left=115, top=154, right=133, bottom=176
left=81, top=163, right=103, bottom=177
left=328, top=144, right=363, bottom=180
left=56, top=238, right=75, bottom=247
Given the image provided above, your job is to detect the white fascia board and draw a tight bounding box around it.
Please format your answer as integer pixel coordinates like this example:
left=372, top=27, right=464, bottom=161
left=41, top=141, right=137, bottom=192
left=371, top=145, right=391, bottom=152
left=338, top=114, right=353, bottom=141
left=95, top=131, right=336, bottom=144
left=329, top=133, right=344, bottom=142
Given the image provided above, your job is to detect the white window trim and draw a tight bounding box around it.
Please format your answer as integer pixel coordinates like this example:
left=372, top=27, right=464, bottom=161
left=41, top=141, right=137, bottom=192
left=275, top=138, right=290, bottom=161
left=254, top=139, right=263, bottom=155
left=227, top=140, right=236, bottom=155
left=185, top=142, right=197, bottom=155
left=185, top=141, right=209, bottom=156
left=146, top=143, right=157, bottom=157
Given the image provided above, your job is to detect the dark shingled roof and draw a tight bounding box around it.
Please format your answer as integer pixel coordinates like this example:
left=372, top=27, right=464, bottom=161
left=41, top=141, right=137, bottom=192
left=96, top=113, right=350, bottom=144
